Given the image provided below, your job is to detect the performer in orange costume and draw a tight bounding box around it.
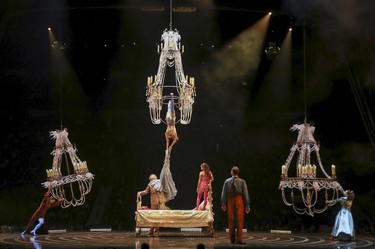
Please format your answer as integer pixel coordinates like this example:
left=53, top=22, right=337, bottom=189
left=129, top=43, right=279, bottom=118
left=21, top=189, right=61, bottom=236
left=221, top=166, right=250, bottom=245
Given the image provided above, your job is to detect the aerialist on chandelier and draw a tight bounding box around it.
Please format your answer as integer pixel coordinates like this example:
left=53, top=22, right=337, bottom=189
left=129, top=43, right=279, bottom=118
left=165, top=95, right=179, bottom=152
left=21, top=189, right=61, bottom=236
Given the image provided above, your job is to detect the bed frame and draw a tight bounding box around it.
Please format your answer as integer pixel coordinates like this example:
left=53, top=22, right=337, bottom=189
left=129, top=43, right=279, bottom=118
left=135, top=186, right=214, bottom=237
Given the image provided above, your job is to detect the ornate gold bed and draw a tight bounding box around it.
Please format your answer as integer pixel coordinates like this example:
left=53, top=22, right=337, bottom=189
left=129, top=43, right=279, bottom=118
left=135, top=187, right=214, bottom=237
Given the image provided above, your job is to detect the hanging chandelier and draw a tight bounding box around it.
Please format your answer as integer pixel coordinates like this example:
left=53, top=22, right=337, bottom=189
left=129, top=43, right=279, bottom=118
left=42, top=128, right=94, bottom=208
left=145, top=1, right=196, bottom=125
left=278, top=19, right=343, bottom=216
left=278, top=122, right=343, bottom=216
left=44, top=31, right=94, bottom=208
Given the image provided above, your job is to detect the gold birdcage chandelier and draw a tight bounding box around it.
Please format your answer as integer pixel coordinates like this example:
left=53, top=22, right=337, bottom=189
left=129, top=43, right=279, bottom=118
left=42, top=128, right=94, bottom=208
left=44, top=31, right=94, bottom=208
left=278, top=20, right=343, bottom=216
left=279, top=122, right=343, bottom=216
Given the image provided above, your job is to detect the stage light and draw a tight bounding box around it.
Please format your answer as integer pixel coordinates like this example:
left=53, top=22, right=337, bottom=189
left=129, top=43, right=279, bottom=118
left=264, top=42, right=280, bottom=58
left=268, top=12, right=272, bottom=15
left=51, top=41, right=68, bottom=50
left=141, top=6, right=164, bottom=12
left=173, top=7, right=196, bottom=13
left=289, top=28, right=292, bottom=31
left=48, top=27, right=51, bottom=31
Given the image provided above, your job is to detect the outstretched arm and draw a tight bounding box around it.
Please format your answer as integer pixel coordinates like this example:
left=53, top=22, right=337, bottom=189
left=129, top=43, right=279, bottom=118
left=50, top=199, right=62, bottom=208
left=138, top=185, right=150, bottom=196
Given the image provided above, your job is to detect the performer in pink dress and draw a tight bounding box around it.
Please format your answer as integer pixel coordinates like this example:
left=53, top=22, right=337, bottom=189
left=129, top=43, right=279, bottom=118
left=195, top=163, right=214, bottom=210
left=21, top=189, right=61, bottom=236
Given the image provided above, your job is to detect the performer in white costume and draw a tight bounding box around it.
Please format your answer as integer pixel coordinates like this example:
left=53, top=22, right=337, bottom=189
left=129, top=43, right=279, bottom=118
left=327, top=190, right=355, bottom=241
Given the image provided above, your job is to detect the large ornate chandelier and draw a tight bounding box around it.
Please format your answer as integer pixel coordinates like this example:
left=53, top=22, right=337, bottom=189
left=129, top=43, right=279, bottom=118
left=44, top=32, right=94, bottom=208
left=145, top=22, right=196, bottom=124
left=278, top=20, right=343, bottom=216
left=278, top=122, right=343, bottom=216
left=42, top=128, right=94, bottom=208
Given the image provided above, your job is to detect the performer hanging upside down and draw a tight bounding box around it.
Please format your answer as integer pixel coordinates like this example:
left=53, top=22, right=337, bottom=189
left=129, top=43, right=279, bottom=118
left=326, top=190, right=355, bottom=241
left=165, top=96, right=179, bottom=152
left=21, top=189, right=61, bottom=236
left=195, top=163, right=214, bottom=210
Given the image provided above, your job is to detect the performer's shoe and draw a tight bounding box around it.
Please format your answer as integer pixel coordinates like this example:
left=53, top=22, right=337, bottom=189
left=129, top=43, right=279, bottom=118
left=236, top=241, right=246, bottom=245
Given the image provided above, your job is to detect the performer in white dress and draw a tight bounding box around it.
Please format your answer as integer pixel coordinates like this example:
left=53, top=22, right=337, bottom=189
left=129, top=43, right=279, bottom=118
left=327, top=190, right=355, bottom=241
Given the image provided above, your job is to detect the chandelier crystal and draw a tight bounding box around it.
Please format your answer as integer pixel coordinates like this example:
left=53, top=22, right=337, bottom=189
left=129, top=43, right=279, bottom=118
left=146, top=27, right=196, bottom=125
left=42, top=128, right=94, bottom=208
left=279, top=122, right=343, bottom=216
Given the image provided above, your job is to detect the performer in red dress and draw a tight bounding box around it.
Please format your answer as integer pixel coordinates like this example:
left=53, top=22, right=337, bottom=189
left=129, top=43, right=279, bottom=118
left=21, top=189, right=61, bottom=236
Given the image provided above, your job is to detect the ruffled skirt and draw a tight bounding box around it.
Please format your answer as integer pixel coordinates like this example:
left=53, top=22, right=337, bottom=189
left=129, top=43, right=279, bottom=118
left=331, top=208, right=355, bottom=240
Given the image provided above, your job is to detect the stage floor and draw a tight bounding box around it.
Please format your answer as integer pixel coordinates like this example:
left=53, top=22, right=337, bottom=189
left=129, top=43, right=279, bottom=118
left=1, top=230, right=374, bottom=249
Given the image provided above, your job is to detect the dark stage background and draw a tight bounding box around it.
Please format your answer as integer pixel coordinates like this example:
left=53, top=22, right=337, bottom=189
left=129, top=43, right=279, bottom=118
left=0, top=0, right=374, bottom=235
